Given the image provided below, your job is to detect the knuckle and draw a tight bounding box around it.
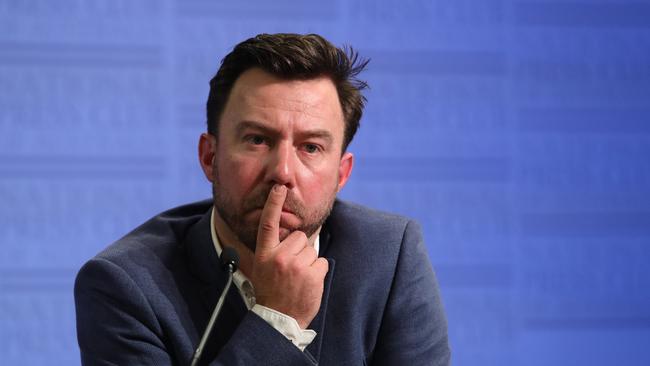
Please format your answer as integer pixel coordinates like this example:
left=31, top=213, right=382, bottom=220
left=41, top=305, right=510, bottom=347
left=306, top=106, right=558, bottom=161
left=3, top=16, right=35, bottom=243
left=290, top=260, right=304, bottom=274
left=255, top=252, right=270, bottom=263
left=259, top=221, right=276, bottom=234
left=273, top=253, right=289, bottom=271
left=269, top=195, right=281, bottom=206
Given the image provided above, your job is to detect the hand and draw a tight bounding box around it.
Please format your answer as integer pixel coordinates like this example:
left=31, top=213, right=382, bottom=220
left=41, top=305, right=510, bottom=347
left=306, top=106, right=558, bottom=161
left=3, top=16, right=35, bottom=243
left=250, top=184, right=329, bottom=329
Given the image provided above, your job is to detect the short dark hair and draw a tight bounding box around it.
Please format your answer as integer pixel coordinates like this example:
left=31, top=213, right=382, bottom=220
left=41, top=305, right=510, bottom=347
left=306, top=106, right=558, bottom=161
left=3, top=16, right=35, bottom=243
left=206, top=33, right=369, bottom=152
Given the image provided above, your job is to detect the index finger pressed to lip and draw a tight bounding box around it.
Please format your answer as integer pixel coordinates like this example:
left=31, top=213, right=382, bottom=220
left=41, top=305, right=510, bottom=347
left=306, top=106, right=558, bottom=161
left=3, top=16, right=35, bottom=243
left=256, top=184, right=288, bottom=250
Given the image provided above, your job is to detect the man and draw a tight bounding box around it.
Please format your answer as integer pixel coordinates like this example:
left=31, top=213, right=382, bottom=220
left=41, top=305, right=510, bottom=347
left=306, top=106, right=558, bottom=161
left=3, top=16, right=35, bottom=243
left=75, top=33, right=450, bottom=365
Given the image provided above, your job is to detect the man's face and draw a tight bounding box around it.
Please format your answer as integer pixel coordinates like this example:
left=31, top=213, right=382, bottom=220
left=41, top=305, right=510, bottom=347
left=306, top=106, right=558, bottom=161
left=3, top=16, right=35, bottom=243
left=200, top=68, right=353, bottom=252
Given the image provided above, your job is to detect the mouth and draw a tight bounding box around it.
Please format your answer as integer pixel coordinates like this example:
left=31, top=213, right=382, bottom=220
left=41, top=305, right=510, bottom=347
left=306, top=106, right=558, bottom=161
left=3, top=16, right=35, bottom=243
left=248, top=206, right=296, bottom=218
left=249, top=205, right=295, bottom=214
left=242, top=207, right=301, bottom=234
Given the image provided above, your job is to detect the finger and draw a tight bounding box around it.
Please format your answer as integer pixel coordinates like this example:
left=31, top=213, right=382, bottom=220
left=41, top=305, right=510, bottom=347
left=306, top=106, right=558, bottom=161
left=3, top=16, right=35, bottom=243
left=295, top=244, right=318, bottom=266
left=281, top=231, right=309, bottom=255
left=311, top=257, right=329, bottom=275
left=256, top=184, right=288, bottom=251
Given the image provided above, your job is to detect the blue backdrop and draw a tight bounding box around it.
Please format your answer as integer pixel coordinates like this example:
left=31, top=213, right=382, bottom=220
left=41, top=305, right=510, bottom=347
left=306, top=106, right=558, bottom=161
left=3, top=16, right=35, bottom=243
left=1, top=1, right=649, bottom=365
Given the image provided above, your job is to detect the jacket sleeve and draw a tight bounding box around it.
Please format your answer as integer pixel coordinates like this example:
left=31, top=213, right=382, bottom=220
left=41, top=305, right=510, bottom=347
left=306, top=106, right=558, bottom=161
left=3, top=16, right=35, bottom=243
left=207, top=314, right=318, bottom=366
left=74, top=257, right=317, bottom=366
left=370, top=220, right=451, bottom=366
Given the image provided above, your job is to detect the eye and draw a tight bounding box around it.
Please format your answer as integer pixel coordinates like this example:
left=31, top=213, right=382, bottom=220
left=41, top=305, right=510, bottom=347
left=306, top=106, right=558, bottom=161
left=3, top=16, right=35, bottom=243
left=303, top=143, right=321, bottom=154
left=245, top=134, right=267, bottom=146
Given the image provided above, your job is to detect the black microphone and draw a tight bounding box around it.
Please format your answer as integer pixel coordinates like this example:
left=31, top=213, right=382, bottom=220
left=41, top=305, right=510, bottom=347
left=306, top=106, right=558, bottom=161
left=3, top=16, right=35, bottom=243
left=190, top=247, right=239, bottom=366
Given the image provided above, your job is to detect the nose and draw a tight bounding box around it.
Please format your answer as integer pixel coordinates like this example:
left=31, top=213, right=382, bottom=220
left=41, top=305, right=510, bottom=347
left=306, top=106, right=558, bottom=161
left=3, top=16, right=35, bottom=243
left=266, top=141, right=296, bottom=188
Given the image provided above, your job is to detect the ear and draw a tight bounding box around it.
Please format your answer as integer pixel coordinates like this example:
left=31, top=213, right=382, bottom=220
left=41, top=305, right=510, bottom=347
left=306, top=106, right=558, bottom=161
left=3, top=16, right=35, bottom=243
left=198, top=133, right=217, bottom=183
left=336, top=152, right=354, bottom=192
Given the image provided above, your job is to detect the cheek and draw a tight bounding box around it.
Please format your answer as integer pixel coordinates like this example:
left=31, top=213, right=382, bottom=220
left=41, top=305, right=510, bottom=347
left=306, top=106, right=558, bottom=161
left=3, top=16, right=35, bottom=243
left=297, top=164, right=340, bottom=205
left=217, top=154, right=263, bottom=195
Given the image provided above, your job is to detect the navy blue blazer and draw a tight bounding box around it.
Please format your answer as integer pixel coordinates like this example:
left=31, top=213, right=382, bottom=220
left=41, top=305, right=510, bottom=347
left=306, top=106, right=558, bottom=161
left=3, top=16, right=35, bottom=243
left=75, top=199, right=450, bottom=365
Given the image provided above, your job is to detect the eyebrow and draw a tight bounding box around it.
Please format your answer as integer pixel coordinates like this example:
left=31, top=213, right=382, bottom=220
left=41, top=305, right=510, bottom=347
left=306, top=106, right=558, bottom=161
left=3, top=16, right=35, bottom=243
left=296, top=129, right=334, bottom=145
left=235, top=120, right=278, bottom=138
left=235, top=120, right=334, bottom=145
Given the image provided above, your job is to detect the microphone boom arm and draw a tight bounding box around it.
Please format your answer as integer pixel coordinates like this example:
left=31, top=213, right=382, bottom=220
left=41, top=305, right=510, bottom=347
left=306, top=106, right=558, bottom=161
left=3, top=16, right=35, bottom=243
left=190, top=247, right=239, bottom=366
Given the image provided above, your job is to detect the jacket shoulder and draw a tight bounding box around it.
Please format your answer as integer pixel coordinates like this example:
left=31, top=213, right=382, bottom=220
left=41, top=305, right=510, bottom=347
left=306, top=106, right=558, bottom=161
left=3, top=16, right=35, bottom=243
left=73, top=200, right=215, bottom=364
left=327, top=200, right=415, bottom=242
left=331, top=199, right=412, bottom=223
left=94, top=199, right=212, bottom=263
left=75, top=199, right=213, bottom=293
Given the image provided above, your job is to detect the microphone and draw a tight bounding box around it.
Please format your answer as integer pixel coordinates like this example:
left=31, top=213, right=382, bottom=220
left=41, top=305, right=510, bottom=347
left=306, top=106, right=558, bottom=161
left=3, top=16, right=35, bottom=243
left=220, top=247, right=239, bottom=273
left=190, top=247, right=239, bottom=366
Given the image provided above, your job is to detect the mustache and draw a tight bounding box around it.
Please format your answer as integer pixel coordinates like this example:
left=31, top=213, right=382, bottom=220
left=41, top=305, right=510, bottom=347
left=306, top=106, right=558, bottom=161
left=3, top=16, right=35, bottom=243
left=242, top=186, right=304, bottom=217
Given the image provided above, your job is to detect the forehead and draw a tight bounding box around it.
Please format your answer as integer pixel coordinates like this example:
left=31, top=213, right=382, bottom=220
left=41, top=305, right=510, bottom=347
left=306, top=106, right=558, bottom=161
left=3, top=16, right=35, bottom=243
left=223, top=68, right=344, bottom=134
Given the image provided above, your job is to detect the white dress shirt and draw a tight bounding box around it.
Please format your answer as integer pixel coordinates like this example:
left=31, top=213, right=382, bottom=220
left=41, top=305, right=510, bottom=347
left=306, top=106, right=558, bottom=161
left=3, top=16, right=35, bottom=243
left=210, top=207, right=317, bottom=351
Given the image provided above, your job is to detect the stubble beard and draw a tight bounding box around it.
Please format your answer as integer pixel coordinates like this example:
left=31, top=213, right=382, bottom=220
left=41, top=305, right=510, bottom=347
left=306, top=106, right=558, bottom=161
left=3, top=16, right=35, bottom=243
left=212, top=171, right=337, bottom=253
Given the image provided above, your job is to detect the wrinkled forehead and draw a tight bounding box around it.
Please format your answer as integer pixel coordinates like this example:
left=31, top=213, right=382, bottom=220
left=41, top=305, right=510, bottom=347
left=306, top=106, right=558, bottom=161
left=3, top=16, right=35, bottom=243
left=225, top=68, right=345, bottom=134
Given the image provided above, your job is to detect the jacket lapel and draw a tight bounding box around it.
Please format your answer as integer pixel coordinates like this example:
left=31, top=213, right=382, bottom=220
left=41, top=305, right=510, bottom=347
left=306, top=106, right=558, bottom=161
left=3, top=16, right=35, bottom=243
left=305, top=220, right=336, bottom=362
left=183, top=207, right=248, bottom=341
left=305, top=257, right=335, bottom=362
